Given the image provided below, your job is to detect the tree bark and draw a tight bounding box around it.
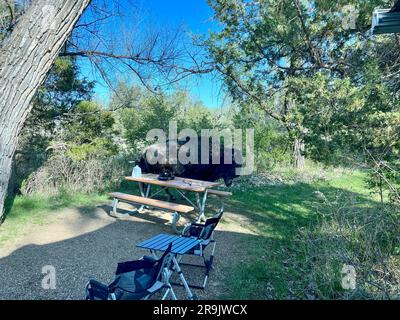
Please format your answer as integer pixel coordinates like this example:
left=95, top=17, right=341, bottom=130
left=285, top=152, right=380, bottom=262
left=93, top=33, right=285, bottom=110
left=0, top=0, right=91, bottom=223
left=293, top=138, right=305, bottom=169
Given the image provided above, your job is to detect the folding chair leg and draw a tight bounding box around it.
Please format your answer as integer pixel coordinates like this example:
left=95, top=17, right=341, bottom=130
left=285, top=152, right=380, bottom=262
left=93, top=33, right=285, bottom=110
left=202, top=254, right=214, bottom=288
left=171, top=256, right=196, bottom=300
left=169, top=286, right=177, bottom=300
left=162, top=285, right=177, bottom=300
left=162, top=288, right=170, bottom=300
left=172, top=241, right=216, bottom=290
left=202, top=275, right=209, bottom=288
left=206, top=255, right=214, bottom=271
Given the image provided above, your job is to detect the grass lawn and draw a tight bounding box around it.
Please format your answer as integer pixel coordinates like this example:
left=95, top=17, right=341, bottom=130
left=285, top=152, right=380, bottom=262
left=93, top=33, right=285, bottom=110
left=218, top=170, right=378, bottom=299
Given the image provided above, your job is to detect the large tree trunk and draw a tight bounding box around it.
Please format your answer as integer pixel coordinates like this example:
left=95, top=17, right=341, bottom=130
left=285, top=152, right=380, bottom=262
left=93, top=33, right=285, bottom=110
left=293, top=138, right=305, bottom=169
left=0, top=0, right=91, bottom=223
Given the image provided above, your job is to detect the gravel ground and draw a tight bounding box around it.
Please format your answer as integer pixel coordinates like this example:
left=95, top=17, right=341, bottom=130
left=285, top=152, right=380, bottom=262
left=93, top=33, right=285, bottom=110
left=0, top=201, right=255, bottom=300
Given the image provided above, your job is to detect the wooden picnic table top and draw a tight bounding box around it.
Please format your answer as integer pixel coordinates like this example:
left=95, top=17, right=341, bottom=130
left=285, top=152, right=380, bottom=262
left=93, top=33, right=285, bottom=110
left=125, top=173, right=222, bottom=192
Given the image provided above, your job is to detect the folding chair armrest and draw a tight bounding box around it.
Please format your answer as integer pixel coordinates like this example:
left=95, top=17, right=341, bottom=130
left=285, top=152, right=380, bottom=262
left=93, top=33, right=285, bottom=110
left=146, top=281, right=165, bottom=294
left=190, top=223, right=206, bottom=228
left=182, top=223, right=203, bottom=234
left=142, top=255, right=156, bottom=262
left=182, top=223, right=191, bottom=236
left=182, top=223, right=206, bottom=238
left=115, top=259, right=156, bottom=275
left=85, top=279, right=110, bottom=300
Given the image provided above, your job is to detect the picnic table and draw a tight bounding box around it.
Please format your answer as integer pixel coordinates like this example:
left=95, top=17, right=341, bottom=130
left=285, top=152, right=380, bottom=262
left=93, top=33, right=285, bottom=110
left=109, top=173, right=231, bottom=233
left=125, top=173, right=222, bottom=223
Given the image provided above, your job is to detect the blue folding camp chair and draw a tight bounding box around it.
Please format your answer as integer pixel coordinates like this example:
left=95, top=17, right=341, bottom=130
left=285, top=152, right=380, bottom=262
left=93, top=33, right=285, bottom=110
left=85, top=243, right=176, bottom=300
left=174, top=209, right=224, bottom=289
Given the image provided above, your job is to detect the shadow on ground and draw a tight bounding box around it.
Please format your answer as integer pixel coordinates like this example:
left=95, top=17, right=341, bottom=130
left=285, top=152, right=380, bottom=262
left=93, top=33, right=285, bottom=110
left=0, top=203, right=258, bottom=300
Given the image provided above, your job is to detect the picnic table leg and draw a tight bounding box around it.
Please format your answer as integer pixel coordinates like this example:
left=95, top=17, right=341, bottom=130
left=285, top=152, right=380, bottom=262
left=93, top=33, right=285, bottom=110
left=195, top=191, right=208, bottom=222
left=138, top=182, right=151, bottom=212
left=171, top=211, right=181, bottom=234
left=110, top=198, right=119, bottom=215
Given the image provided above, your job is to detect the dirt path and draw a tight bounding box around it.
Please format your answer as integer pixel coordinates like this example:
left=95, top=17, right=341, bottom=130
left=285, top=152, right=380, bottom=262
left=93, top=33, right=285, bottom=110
left=0, top=201, right=256, bottom=300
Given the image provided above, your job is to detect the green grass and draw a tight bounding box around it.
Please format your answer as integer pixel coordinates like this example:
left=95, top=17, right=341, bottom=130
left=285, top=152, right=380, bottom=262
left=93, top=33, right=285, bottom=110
left=219, top=169, right=378, bottom=299
left=0, top=190, right=107, bottom=245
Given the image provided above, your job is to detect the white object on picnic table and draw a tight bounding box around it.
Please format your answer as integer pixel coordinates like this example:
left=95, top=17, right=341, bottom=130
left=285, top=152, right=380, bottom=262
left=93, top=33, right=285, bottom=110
left=131, top=165, right=142, bottom=178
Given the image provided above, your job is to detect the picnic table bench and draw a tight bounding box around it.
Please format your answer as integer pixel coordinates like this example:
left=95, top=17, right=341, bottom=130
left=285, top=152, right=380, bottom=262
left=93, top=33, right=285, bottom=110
left=207, top=189, right=232, bottom=197
left=109, top=192, right=194, bottom=233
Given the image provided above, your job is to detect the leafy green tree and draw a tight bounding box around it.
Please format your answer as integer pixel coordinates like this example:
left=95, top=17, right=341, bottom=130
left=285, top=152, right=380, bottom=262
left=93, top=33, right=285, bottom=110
left=352, top=62, right=400, bottom=203
left=206, top=0, right=389, bottom=168
left=233, top=103, right=291, bottom=171
left=288, top=72, right=364, bottom=164
left=290, top=62, right=400, bottom=202
left=176, top=101, right=217, bottom=133
left=112, top=82, right=225, bottom=157
left=23, top=57, right=95, bottom=138
left=112, top=84, right=178, bottom=154
left=63, top=101, right=118, bottom=161
left=12, top=56, right=95, bottom=193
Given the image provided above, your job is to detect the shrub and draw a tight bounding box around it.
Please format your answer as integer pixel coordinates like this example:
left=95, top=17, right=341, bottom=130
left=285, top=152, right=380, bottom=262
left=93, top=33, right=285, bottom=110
left=22, top=150, right=130, bottom=195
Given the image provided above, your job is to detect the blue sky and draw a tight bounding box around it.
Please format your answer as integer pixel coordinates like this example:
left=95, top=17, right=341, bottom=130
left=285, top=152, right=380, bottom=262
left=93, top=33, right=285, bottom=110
left=77, top=0, right=225, bottom=109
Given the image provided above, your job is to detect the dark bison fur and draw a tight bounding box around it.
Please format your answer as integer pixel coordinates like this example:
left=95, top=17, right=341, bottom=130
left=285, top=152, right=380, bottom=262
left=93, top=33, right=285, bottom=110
left=138, top=137, right=242, bottom=187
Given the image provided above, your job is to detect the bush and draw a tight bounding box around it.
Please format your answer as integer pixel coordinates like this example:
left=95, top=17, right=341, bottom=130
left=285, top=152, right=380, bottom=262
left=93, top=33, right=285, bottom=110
left=21, top=150, right=130, bottom=195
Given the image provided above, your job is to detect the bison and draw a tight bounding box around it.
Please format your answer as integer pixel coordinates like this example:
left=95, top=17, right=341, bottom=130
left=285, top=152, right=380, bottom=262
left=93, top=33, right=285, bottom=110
left=138, top=136, right=242, bottom=187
